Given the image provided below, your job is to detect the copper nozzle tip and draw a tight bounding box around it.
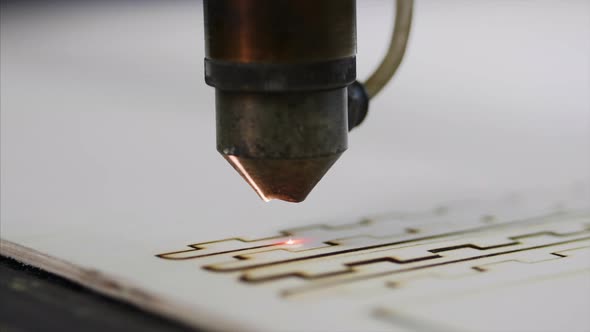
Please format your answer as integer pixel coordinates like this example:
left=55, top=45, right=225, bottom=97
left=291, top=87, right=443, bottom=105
left=224, top=154, right=342, bottom=203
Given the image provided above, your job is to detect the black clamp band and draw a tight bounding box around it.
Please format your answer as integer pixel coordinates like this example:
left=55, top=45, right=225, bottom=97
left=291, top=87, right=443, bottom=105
left=205, top=57, right=356, bottom=92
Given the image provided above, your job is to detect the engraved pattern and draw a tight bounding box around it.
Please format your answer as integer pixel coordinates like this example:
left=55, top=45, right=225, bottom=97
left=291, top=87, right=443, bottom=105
left=157, top=207, right=590, bottom=299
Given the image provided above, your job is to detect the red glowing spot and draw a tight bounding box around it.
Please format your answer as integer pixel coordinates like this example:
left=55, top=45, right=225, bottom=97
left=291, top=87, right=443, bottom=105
left=278, top=238, right=308, bottom=246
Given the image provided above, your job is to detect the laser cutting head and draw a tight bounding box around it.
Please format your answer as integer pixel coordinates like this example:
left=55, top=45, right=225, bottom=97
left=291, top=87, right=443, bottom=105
left=203, top=0, right=365, bottom=202
left=201, top=0, right=415, bottom=202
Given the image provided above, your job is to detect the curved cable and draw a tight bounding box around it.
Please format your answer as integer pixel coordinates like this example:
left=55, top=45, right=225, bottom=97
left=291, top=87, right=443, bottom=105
left=363, top=0, right=413, bottom=99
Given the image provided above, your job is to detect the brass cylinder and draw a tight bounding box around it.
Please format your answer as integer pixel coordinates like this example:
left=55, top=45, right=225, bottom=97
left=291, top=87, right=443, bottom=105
left=204, top=0, right=356, bottom=63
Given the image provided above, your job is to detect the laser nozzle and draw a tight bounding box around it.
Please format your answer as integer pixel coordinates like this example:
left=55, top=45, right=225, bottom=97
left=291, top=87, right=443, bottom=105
left=216, top=89, right=348, bottom=203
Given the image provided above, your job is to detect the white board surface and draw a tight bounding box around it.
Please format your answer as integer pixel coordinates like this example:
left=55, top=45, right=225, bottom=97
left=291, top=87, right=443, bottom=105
left=2, top=1, right=589, bottom=331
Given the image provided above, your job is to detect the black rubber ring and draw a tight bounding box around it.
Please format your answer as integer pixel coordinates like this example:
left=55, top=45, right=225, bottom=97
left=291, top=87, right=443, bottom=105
left=205, top=57, right=356, bottom=92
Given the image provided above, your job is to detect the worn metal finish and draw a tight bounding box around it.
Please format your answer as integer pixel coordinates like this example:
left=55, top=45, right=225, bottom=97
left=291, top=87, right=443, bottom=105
left=216, top=89, right=348, bottom=159
left=203, top=0, right=357, bottom=202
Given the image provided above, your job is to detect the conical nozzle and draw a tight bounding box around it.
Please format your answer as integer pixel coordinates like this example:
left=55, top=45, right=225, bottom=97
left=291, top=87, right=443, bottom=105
left=224, top=154, right=342, bottom=202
